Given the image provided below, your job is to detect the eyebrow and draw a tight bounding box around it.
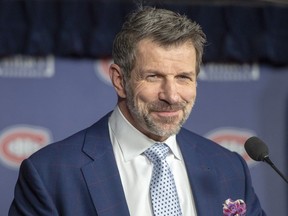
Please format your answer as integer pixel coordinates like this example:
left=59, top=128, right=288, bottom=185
left=177, top=71, right=196, bottom=77
left=142, top=69, right=196, bottom=76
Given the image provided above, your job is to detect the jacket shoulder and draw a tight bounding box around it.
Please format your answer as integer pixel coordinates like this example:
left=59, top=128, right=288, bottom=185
left=178, top=127, right=233, bottom=154
left=28, top=112, right=112, bottom=163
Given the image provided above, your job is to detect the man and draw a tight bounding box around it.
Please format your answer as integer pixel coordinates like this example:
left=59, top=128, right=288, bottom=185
left=9, top=7, right=266, bottom=216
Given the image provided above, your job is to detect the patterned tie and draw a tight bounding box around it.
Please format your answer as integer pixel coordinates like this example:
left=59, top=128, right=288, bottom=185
left=144, top=143, right=182, bottom=216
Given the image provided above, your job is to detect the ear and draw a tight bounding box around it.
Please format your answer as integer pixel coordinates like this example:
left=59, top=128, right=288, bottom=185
left=109, top=63, right=127, bottom=98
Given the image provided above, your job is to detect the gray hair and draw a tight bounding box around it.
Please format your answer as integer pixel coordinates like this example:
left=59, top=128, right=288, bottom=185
left=112, top=6, right=206, bottom=80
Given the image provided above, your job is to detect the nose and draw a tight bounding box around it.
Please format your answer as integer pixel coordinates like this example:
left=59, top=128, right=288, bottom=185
left=158, top=79, right=180, bottom=104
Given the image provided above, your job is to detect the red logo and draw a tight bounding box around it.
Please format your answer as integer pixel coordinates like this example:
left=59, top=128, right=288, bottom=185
left=94, top=58, right=113, bottom=85
left=205, top=128, right=256, bottom=166
left=0, top=126, right=51, bottom=168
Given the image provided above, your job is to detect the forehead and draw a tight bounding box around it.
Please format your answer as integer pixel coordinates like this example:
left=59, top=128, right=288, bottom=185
left=134, top=39, right=196, bottom=68
left=136, top=38, right=195, bottom=53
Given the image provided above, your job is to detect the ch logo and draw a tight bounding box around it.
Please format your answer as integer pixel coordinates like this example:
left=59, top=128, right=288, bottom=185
left=0, top=125, right=52, bottom=168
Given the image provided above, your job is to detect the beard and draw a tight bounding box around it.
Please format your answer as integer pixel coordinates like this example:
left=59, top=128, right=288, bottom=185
left=125, top=84, right=194, bottom=138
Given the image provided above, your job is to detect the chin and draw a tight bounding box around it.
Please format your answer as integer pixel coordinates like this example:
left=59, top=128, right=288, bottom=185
left=151, top=125, right=181, bottom=138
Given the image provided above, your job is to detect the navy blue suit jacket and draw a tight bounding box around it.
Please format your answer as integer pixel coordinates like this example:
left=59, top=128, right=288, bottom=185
left=9, top=112, right=266, bottom=215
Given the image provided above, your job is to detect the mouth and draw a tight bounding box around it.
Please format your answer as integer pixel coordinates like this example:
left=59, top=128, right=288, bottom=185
left=152, top=109, right=182, bottom=118
left=148, top=102, right=186, bottom=120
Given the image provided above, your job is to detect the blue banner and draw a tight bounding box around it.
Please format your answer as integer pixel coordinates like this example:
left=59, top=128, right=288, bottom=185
left=0, top=56, right=287, bottom=215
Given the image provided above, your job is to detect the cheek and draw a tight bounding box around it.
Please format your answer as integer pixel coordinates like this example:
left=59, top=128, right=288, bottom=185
left=133, top=83, right=158, bottom=103
left=180, top=86, right=197, bottom=103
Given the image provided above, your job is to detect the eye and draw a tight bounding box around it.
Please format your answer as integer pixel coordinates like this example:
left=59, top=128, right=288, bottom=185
left=177, top=75, right=193, bottom=81
left=146, top=74, right=161, bottom=81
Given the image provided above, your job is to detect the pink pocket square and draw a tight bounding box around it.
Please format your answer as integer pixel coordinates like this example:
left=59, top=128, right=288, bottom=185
left=223, top=198, right=247, bottom=216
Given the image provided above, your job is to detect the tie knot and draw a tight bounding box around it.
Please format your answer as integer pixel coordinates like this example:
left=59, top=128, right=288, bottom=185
left=144, top=143, right=170, bottom=163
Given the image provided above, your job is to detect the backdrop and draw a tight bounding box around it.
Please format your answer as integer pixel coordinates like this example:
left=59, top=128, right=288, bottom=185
left=0, top=56, right=287, bottom=215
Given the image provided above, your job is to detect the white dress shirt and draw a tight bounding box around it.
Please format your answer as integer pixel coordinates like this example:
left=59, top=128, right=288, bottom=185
left=108, top=106, right=197, bottom=216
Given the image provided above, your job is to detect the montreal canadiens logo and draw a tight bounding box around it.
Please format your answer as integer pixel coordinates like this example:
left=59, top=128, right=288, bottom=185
left=0, top=125, right=52, bottom=168
left=94, top=58, right=113, bottom=85
left=205, top=128, right=256, bottom=166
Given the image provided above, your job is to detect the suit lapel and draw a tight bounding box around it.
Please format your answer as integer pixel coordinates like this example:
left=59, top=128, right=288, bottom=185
left=177, top=130, right=222, bottom=215
left=80, top=113, right=223, bottom=215
left=81, top=113, right=130, bottom=216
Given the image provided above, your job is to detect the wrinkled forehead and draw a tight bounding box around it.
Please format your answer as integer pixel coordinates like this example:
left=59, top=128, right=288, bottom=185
left=135, top=38, right=195, bottom=54
left=133, top=39, right=197, bottom=73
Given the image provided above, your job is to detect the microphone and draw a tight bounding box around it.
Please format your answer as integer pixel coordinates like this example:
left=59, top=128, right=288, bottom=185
left=244, top=136, right=288, bottom=184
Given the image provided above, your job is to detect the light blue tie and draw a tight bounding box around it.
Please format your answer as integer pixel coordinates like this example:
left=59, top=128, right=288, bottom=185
left=144, top=143, right=182, bottom=216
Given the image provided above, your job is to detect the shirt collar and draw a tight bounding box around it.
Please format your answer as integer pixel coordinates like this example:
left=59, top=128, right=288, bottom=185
left=109, top=106, right=182, bottom=162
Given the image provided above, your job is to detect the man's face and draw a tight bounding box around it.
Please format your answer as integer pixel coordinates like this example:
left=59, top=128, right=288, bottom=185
left=123, top=39, right=197, bottom=141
